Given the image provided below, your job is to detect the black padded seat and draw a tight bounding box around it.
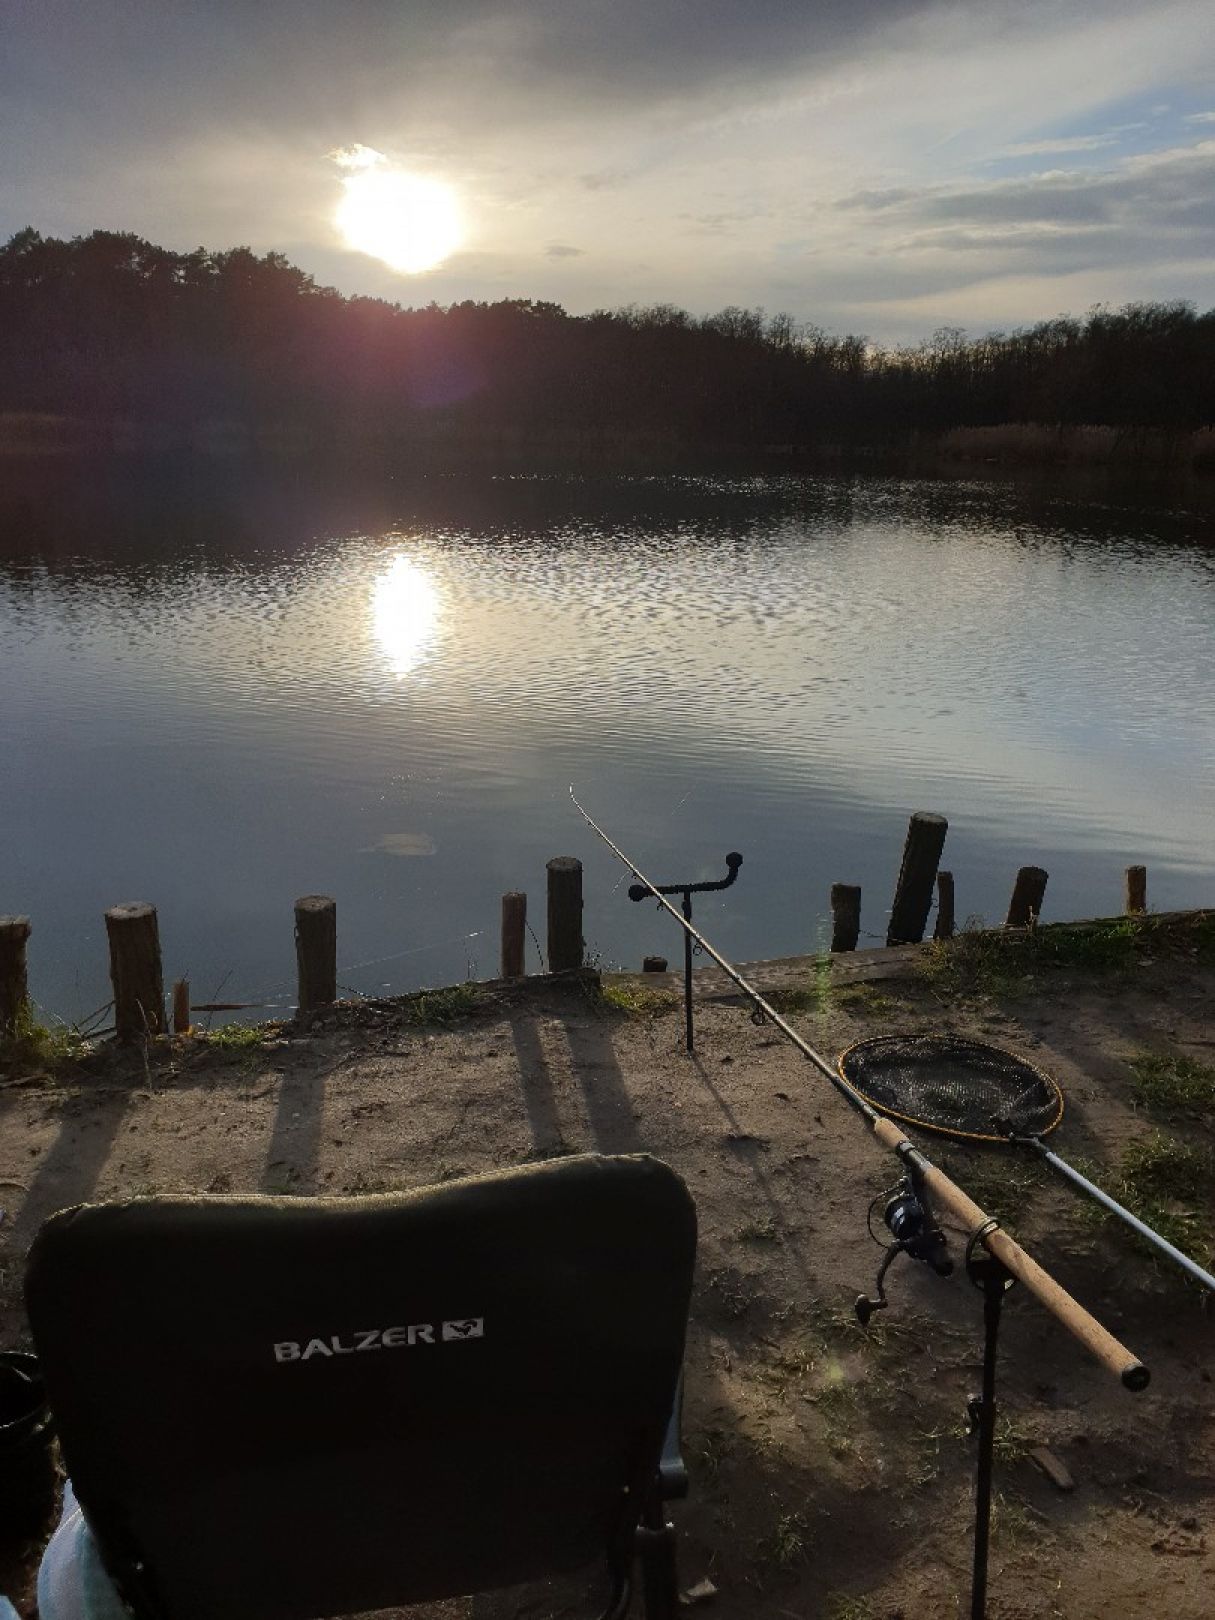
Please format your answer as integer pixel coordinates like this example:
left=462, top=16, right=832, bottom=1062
left=25, top=1153, right=696, bottom=1620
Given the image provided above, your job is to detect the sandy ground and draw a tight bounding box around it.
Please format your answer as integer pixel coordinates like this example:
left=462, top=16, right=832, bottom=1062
left=1, top=926, right=1212, bottom=1619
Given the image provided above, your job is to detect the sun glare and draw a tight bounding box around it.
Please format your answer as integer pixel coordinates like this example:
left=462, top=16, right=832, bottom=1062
left=334, top=148, right=462, bottom=274
left=372, top=555, right=441, bottom=677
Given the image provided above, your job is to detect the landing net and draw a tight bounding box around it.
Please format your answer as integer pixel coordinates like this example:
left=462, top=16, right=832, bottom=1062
left=837, top=1035, right=1064, bottom=1144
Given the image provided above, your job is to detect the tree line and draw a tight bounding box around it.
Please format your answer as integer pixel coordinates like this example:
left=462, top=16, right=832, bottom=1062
left=2, top=228, right=1212, bottom=454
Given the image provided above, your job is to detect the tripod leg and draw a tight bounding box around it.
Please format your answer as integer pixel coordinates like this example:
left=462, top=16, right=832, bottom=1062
left=682, top=893, right=694, bottom=1052
left=970, top=1269, right=1005, bottom=1620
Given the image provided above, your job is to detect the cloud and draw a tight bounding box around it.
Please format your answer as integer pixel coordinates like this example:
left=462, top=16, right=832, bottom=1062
left=1184, top=111, right=1215, bottom=124
left=330, top=144, right=385, bottom=172
left=5, top=0, right=1215, bottom=338
left=1001, top=134, right=1118, bottom=156
left=579, top=169, right=635, bottom=192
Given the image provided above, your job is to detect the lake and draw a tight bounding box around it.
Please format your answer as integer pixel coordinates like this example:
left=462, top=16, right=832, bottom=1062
left=2, top=463, right=1213, bottom=1024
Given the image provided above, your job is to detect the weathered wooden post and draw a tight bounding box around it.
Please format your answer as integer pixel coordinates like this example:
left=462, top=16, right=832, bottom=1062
left=887, top=813, right=948, bottom=945
left=171, top=978, right=191, bottom=1036
left=546, top=857, right=583, bottom=973
left=501, top=891, right=527, bottom=978
left=1006, top=867, right=1049, bottom=928
left=934, top=872, right=955, bottom=940
left=0, top=915, right=32, bottom=1038
left=1124, top=865, right=1147, bottom=916
left=295, top=895, right=337, bottom=1014
left=105, top=903, right=165, bottom=1040
left=830, top=883, right=861, bottom=952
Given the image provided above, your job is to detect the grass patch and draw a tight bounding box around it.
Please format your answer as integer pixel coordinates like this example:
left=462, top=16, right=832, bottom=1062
left=765, top=965, right=906, bottom=1020
left=397, top=982, right=480, bottom=1026
left=991, top=1492, right=1047, bottom=1548
left=1062, top=1134, right=1215, bottom=1275
left=737, top=1215, right=781, bottom=1243
left=910, top=1423, right=947, bottom=1487
left=920, top=916, right=1149, bottom=1001
left=826, top=1597, right=875, bottom=1620
left=938, top=1149, right=1049, bottom=1222
left=1129, top=1052, right=1215, bottom=1122
left=834, top=984, right=907, bottom=1018
left=199, top=1022, right=264, bottom=1050
left=0, top=1003, right=88, bottom=1071
left=762, top=1509, right=809, bottom=1569
left=992, top=1412, right=1033, bottom=1466
left=597, top=981, right=679, bottom=1017
left=1113, top=1131, right=1213, bottom=1262
left=809, top=1379, right=863, bottom=1458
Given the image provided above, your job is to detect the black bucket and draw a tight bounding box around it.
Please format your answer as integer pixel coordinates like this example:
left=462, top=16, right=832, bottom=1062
left=0, top=1351, right=57, bottom=1537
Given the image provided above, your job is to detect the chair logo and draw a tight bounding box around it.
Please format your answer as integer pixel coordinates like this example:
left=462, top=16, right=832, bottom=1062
left=273, top=1318, right=485, bottom=1362
left=441, top=1317, right=484, bottom=1341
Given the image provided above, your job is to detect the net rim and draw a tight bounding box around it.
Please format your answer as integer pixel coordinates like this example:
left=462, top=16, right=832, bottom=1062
left=836, top=1033, right=1065, bottom=1145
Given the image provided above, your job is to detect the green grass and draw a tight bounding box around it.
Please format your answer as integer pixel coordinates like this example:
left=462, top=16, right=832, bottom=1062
left=1062, top=1133, right=1215, bottom=1277
left=597, top=981, right=679, bottom=1017
left=397, top=982, right=480, bottom=1026
left=199, top=1022, right=264, bottom=1050
left=1129, top=1052, right=1215, bottom=1122
left=736, top=1215, right=780, bottom=1243
left=1113, top=1131, right=1213, bottom=1260
left=920, top=915, right=1150, bottom=1000
left=992, top=1412, right=1033, bottom=1466
left=0, top=1002, right=88, bottom=1070
left=1066, top=1131, right=1215, bottom=1278
left=765, top=964, right=905, bottom=1020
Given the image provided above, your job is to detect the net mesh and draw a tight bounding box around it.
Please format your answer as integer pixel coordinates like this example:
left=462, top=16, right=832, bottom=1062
left=838, top=1035, right=1064, bottom=1143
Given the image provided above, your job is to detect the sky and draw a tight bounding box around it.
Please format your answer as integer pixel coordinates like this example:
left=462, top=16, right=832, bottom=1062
left=3, top=0, right=1214, bottom=340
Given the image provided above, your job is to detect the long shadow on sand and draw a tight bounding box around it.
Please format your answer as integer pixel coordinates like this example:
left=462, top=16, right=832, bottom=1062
left=8, top=1090, right=131, bottom=1250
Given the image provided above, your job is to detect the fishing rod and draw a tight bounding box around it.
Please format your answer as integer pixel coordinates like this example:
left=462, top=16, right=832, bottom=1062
left=570, top=786, right=1149, bottom=1393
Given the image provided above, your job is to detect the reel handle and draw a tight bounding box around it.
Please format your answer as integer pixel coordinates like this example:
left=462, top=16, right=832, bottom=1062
left=870, top=1116, right=1149, bottom=1391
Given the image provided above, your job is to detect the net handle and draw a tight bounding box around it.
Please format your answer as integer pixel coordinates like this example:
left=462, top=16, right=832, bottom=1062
left=872, top=1116, right=1149, bottom=1389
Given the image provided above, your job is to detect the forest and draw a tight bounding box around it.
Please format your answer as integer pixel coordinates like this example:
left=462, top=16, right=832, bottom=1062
left=2, top=228, right=1213, bottom=459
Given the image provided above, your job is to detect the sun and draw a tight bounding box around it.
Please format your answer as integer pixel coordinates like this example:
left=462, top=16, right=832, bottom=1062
left=333, top=147, right=462, bottom=274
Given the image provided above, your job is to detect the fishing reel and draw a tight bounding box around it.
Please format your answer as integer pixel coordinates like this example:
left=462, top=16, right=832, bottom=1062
left=855, top=1172, right=953, bottom=1326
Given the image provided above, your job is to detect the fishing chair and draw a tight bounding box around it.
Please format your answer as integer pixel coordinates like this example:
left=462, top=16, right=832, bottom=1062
left=24, top=1154, right=697, bottom=1620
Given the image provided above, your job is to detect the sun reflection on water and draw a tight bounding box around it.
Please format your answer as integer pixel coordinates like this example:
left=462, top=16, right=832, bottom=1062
left=371, top=554, right=440, bottom=677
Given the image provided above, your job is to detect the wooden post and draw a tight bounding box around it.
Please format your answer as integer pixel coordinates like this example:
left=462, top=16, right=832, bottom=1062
left=1006, top=867, right=1049, bottom=928
left=501, top=891, right=527, bottom=978
left=934, top=871, right=955, bottom=940
left=105, top=903, right=165, bottom=1040
left=1124, top=865, right=1147, bottom=916
left=0, top=915, right=32, bottom=1038
left=546, top=857, right=583, bottom=973
left=830, top=884, right=861, bottom=952
left=172, top=978, right=191, bottom=1035
left=643, top=955, right=668, bottom=973
left=295, top=896, right=337, bottom=1014
left=887, top=813, right=948, bottom=945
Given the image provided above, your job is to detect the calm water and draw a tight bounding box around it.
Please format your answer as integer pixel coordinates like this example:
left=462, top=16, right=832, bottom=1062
left=2, top=466, right=1213, bottom=1022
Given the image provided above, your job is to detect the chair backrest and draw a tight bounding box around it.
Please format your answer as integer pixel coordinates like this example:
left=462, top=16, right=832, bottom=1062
left=25, top=1153, right=696, bottom=1620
